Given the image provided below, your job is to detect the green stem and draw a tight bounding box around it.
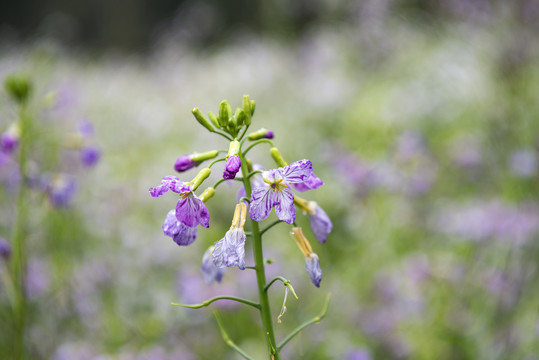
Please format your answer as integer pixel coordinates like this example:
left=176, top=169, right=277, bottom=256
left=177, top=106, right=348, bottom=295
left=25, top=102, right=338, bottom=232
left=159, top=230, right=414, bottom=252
left=208, top=158, right=226, bottom=168
left=213, top=130, right=234, bottom=141
left=171, top=296, right=260, bottom=310
left=238, top=124, right=250, bottom=141
left=239, top=150, right=280, bottom=359
left=11, top=103, right=30, bottom=360
left=214, top=311, right=255, bottom=360
left=242, top=139, right=274, bottom=156
left=260, top=220, right=284, bottom=236
left=264, top=276, right=299, bottom=300
left=277, top=293, right=331, bottom=350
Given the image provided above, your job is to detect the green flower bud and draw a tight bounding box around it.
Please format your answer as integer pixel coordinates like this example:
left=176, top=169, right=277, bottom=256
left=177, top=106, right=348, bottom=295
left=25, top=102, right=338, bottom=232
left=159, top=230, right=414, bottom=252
left=247, top=128, right=273, bottom=141
left=190, top=167, right=211, bottom=191
left=270, top=147, right=288, bottom=167
left=4, top=73, right=32, bottom=104
left=227, top=140, right=241, bottom=158
left=249, top=100, right=256, bottom=116
left=242, top=95, right=252, bottom=125
left=191, top=150, right=219, bottom=163
left=208, top=111, right=220, bottom=128
left=234, top=108, right=246, bottom=128
left=198, top=187, right=215, bottom=203
left=192, top=108, right=214, bottom=132
left=218, top=100, right=232, bottom=128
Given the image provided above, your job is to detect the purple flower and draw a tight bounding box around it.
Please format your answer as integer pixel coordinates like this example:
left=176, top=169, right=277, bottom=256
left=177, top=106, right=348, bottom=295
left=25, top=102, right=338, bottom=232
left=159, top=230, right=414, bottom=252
left=162, top=209, right=198, bottom=246
left=305, top=253, right=322, bottom=287
left=150, top=176, right=210, bottom=228
left=213, top=203, right=247, bottom=270
left=0, top=237, right=11, bottom=260
left=45, top=175, right=77, bottom=208
left=79, top=119, right=94, bottom=137
left=202, top=246, right=226, bottom=284
left=1, top=129, right=19, bottom=155
left=263, top=130, right=274, bottom=139
left=249, top=159, right=313, bottom=224
left=174, top=154, right=197, bottom=172
left=292, top=172, right=324, bottom=192
left=223, top=155, right=241, bottom=179
left=308, top=202, right=332, bottom=243
left=80, top=146, right=100, bottom=167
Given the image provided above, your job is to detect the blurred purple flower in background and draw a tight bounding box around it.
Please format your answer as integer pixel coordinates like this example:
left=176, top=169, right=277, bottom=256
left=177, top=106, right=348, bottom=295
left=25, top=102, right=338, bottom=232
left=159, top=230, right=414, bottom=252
left=509, top=149, right=537, bottom=178
left=0, top=237, right=11, bottom=260
left=201, top=246, right=226, bottom=284
left=44, top=174, right=77, bottom=208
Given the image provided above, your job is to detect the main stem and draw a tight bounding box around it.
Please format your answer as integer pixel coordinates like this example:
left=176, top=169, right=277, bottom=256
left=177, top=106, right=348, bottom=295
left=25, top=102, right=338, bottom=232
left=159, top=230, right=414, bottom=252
left=11, top=104, right=30, bottom=360
left=239, top=152, right=280, bottom=360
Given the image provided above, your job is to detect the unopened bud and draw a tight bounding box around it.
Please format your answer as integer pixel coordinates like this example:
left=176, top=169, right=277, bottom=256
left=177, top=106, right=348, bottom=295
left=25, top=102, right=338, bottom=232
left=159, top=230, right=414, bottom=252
left=243, top=95, right=252, bottom=125
left=198, top=187, right=216, bottom=203
left=247, top=128, right=274, bottom=141
left=270, top=147, right=288, bottom=167
left=192, top=108, right=214, bottom=132
left=4, top=73, right=32, bottom=104
left=190, top=167, right=211, bottom=191
left=208, top=111, right=220, bottom=128
left=218, top=100, right=232, bottom=128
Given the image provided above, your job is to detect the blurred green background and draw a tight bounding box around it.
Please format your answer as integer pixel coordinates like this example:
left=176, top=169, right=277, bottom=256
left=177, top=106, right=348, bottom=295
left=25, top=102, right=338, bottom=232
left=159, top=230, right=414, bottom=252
left=1, top=0, right=539, bottom=359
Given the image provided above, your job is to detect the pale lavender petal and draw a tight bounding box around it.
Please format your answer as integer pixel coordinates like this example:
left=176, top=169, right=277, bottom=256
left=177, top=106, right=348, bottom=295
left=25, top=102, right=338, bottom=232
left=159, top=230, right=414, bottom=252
left=305, top=253, right=322, bottom=287
left=281, top=159, right=312, bottom=184
left=162, top=209, right=182, bottom=237
left=309, top=204, right=332, bottom=243
left=175, top=193, right=210, bottom=228
left=201, top=247, right=226, bottom=284
left=249, top=185, right=274, bottom=222
left=274, top=187, right=295, bottom=224
left=292, top=172, right=324, bottom=192
left=212, top=229, right=246, bottom=270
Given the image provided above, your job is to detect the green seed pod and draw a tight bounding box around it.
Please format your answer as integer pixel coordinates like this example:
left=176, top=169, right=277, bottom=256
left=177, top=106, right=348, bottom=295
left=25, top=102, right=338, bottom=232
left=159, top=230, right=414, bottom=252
left=190, top=167, right=212, bottom=191
left=208, top=111, right=220, bottom=128
left=198, top=187, right=216, bottom=203
left=218, top=100, right=232, bottom=128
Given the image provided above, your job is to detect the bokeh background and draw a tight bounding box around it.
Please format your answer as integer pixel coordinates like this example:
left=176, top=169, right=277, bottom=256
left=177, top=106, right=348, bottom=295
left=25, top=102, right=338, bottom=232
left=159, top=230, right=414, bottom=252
left=1, top=0, right=539, bottom=359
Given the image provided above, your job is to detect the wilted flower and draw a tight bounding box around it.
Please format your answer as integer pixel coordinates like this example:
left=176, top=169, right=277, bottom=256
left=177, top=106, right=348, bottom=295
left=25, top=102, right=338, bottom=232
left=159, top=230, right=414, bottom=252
left=162, top=209, right=198, bottom=246
left=291, top=227, right=322, bottom=287
left=295, top=196, right=332, bottom=243
left=213, top=203, right=247, bottom=270
left=150, top=173, right=210, bottom=228
left=249, top=159, right=313, bottom=224
left=201, top=246, right=226, bottom=284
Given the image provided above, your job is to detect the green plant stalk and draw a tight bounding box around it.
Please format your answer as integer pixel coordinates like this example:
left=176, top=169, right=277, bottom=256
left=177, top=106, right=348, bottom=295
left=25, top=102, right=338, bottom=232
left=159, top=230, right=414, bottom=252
left=239, top=150, right=280, bottom=360
left=11, top=104, right=30, bottom=360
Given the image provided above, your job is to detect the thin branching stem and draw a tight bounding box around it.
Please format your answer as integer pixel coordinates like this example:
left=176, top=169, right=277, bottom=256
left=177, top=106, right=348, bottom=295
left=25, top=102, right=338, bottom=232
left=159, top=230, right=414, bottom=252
left=214, top=311, right=255, bottom=360
left=277, top=293, right=331, bottom=351
left=242, top=139, right=274, bottom=156
left=213, top=130, right=234, bottom=141
left=264, top=276, right=298, bottom=299
left=238, top=124, right=250, bottom=141
left=208, top=158, right=226, bottom=168
left=260, top=220, right=284, bottom=236
left=171, top=296, right=260, bottom=310
left=246, top=170, right=263, bottom=180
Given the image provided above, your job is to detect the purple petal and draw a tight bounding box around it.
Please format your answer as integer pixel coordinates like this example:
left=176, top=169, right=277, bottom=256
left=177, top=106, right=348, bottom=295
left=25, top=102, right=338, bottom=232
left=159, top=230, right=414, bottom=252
left=309, top=204, right=332, bottom=243
left=80, top=146, right=100, bottom=167
left=201, top=247, right=226, bottom=284
left=305, top=253, right=322, bottom=287
left=175, top=193, right=210, bottom=228
left=212, top=229, right=246, bottom=270
left=281, top=159, right=312, bottom=184
left=162, top=209, right=198, bottom=246
left=249, top=185, right=274, bottom=222
left=174, top=154, right=197, bottom=172
left=0, top=237, right=12, bottom=260
left=150, top=176, right=188, bottom=197
left=292, top=172, right=324, bottom=192
left=1, top=132, right=19, bottom=154
left=274, top=187, right=295, bottom=224
left=223, top=155, right=241, bottom=179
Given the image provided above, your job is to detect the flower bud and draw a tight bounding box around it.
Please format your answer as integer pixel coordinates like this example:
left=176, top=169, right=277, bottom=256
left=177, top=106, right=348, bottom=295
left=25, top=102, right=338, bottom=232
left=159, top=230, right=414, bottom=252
left=218, top=100, right=232, bottom=128
left=198, top=187, right=215, bottom=203
left=249, top=100, right=256, bottom=116
left=270, top=147, right=288, bottom=167
left=242, top=95, right=252, bottom=125
left=174, top=154, right=197, bottom=172
left=234, top=108, right=246, bottom=128
left=4, top=73, right=32, bottom=104
left=208, top=111, right=220, bottom=128
left=192, top=108, right=214, bottom=132
left=247, top=128, right=274, bottom=141
left=191, top=150, right=219, bottom=163
left=223, top=140, right=241, bottom=179
left=190, top=167, right=211, bottom=191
